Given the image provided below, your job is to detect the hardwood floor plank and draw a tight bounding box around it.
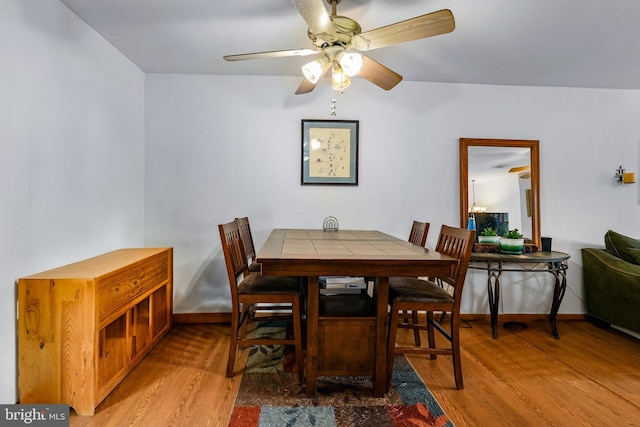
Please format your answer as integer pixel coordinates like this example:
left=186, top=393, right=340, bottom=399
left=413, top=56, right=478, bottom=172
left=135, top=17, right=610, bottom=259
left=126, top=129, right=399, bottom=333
left=420, top=320, right=640, bottom=426
left=71, top=325, right=242, bottom=427
left=69, top=320, right=640, bottom=427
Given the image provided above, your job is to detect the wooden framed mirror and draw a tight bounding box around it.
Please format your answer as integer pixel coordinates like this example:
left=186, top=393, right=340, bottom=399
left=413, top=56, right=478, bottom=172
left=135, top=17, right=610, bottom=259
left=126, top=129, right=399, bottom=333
left=459, top=138, right=541, bottom=248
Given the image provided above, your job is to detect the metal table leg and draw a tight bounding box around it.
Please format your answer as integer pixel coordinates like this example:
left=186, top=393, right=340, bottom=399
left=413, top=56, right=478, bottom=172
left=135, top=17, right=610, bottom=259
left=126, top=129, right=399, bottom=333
left=548, top=260, right=568, bottom=339
left=486, top=260, right=502, bottom=339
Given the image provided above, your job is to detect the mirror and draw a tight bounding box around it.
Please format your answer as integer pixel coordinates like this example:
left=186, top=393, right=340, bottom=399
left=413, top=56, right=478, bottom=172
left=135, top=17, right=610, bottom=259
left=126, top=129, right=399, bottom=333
left=459, top=138, right=541, bottom=248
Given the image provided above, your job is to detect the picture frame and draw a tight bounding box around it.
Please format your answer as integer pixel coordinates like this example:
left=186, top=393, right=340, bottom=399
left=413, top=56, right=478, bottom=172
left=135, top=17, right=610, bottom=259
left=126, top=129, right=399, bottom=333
left=301, top=119, right=359, bottom=185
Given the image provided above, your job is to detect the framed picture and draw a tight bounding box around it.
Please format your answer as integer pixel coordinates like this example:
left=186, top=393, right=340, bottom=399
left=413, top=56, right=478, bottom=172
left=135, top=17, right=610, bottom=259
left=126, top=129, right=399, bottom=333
left=301, top=119, right=359, bottom=185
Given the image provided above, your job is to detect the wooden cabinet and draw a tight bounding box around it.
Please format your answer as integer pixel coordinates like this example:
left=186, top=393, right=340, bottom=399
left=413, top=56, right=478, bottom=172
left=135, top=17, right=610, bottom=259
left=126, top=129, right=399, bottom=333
left=17, top=248, right=173, bottom=415
left=305, top=278, right=389, bottom=397
left=316, top=294, right=377, bottom=376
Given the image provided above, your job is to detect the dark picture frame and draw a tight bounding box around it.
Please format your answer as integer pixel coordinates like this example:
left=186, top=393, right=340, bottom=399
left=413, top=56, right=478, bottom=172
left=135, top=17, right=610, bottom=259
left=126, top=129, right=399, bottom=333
left=301, top=119, right=359, bottom=185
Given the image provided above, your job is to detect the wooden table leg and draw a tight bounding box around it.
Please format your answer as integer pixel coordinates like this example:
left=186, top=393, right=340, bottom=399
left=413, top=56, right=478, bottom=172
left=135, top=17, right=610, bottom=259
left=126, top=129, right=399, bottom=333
left=373, top=276, right=389, bottom=396
left=305, top=276, right=319, bottom=397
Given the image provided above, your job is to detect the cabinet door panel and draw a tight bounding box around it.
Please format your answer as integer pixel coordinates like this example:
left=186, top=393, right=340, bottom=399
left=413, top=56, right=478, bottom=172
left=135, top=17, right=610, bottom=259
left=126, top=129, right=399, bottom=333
left=98, top=315, right=127, bottom=390
left=151, top=285, right=170, bottom=337
left=317, top=319, right=376, bottom=374
left=132, top=298, right=151, bottom=357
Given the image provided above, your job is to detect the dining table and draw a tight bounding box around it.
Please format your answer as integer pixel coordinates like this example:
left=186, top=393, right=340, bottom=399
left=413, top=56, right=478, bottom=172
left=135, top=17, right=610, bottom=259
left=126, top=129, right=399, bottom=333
left=255, top=228, right=459, bottom=397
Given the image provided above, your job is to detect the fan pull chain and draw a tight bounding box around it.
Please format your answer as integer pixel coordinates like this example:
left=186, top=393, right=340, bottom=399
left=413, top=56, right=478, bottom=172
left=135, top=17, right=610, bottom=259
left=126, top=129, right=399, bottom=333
left=330, top=98, right=336, bottom=116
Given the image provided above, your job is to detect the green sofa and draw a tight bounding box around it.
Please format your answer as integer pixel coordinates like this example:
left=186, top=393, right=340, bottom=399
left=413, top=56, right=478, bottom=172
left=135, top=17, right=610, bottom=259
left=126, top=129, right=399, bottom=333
left=582, top=230, right=640, bottom=334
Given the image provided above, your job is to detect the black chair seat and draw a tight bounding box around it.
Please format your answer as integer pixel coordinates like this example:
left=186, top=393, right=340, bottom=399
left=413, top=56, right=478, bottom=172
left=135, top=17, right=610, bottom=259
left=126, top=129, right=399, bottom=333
left=238, top=274, right=301, bottom=295
left=248, top=261, right=262, bottom=272
left=389, top=277, right=454, bottom=304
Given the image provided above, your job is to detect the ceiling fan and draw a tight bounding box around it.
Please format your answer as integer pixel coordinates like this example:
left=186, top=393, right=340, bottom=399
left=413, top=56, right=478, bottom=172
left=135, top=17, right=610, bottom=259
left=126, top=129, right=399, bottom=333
left=223, top=0, right=455, bottom=95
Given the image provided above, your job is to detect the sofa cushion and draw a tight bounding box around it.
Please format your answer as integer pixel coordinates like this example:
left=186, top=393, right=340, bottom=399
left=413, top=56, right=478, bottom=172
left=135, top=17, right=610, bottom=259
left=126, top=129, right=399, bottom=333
left=582, top=247, right=640, bottom=334
left=629, top=248, right=640, bottom=265
left=604, top=230, right=640, bottom=264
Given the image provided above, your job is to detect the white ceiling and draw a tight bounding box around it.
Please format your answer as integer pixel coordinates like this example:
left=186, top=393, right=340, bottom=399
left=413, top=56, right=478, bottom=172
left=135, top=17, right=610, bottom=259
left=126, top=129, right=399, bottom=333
left=59, top=0, right=640, bottom=91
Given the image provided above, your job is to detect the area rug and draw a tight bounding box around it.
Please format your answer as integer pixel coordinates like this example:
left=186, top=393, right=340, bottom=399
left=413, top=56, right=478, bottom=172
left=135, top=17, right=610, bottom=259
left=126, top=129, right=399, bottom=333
left=228, top=322, right=454, bottom=427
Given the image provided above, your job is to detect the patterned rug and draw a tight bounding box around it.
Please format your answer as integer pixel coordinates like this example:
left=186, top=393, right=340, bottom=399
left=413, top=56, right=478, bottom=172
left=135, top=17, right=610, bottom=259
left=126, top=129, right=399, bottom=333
left=228, top=322, right=454, bottom=427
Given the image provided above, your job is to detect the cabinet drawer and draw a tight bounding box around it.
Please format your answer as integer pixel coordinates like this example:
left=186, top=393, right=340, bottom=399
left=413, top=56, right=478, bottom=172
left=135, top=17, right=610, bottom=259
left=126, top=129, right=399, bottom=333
left=97, top=252, right=169, bottom=323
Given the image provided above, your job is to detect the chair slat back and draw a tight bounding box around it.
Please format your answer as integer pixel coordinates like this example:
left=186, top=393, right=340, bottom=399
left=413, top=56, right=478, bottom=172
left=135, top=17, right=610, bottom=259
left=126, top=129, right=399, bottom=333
left=235, top=217, right=257, bottom=262
left=219, top=221, right=250, bottom=293
left=408, top=221, right=430, bottom=247
left=435, top=225, right=476, bottom=294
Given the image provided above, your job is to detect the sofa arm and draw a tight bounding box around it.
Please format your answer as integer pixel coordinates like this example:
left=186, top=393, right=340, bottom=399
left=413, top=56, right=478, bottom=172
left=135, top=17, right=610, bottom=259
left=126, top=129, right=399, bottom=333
left=582, top=248, right=640, bottom=333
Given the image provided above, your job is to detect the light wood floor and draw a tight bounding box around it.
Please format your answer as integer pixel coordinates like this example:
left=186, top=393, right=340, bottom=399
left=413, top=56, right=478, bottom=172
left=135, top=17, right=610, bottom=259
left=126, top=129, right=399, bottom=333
left=70, top=320, right=640, bottom=427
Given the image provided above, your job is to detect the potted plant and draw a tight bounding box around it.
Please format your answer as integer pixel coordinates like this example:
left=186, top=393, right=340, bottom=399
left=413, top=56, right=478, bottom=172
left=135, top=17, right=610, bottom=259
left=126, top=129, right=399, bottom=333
left=499, top=228, right=525, bottom=254
left=478, top=227, right=499, bottom=243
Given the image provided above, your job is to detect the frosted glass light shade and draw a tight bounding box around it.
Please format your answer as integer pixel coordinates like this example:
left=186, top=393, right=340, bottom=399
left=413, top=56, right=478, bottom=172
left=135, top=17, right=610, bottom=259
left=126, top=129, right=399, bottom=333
left=331, top=63, right=351, bottom=91
left=302, top=57, right=328, bottom=84
left=337, top=52, right=363, bottom=77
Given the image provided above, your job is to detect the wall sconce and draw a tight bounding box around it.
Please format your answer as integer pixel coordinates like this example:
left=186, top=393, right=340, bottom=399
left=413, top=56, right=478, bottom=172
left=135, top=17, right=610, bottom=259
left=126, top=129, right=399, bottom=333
left=615, top=165, right=636, bottom=185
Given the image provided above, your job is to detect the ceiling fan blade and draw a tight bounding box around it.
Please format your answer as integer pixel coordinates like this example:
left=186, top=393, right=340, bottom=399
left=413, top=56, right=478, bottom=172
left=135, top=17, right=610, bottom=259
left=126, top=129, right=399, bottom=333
left=291, top=0, right=337, bottom=43
left=295, top=60, right=332, bottom=95
left=224, top=48, right=317, bottom=61
left=351, top=9, right=455, bottom=51
left=358, top=55, right=402, bottom=90
left=295, top=79, right=318, bottom=95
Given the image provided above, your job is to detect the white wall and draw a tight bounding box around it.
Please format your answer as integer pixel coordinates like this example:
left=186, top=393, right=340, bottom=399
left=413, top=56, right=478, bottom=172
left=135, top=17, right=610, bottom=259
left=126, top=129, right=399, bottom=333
left=145, top=74, right=640, bottom=317
left=473, top=174, right=525, bottom=233
left=4, top=0, right=640, bottom=407
left=0, top=1, right=145, bottom=403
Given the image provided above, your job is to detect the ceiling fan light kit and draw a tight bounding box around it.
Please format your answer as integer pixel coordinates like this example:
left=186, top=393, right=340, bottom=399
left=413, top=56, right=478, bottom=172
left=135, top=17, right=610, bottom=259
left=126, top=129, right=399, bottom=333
left=223, top=0, right=455, bottom=95
left=302, top=57, right=329, bottom=84
left=336, top=51, right=362, bottom=76
left=331, top=62, right=350, bottom=91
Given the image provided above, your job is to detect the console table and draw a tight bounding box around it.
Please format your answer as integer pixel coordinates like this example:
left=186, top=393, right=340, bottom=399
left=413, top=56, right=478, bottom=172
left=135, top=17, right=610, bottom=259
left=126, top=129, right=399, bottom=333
left=17, top=248, right=173, bottom=415
left=469, top=250, right=570, bottom=339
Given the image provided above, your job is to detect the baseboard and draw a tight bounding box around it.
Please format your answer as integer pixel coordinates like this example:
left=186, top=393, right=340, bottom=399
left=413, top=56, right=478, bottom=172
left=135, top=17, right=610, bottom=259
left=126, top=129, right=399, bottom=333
left=173, top=312, right=231, bottom=324
left=172, top=312, right=587, bottom=325
left=460, top=313, right=587, bottom=322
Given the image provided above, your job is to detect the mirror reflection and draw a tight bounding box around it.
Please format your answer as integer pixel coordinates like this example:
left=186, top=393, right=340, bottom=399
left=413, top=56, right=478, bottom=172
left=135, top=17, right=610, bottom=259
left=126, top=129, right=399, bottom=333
left=460, top=138, right=541, bottom=248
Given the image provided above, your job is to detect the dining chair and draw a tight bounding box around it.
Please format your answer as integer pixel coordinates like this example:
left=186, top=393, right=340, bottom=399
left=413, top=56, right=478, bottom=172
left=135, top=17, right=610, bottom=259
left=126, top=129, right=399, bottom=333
left=218, top=220, right=305, bottom=382
left=235, top=216, right=261, bottom=273
left=387, top=225, right=475, bottom=389
left=398, top=220, right=430, bottom=345
left=408, top=220, right=430, bottom=247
